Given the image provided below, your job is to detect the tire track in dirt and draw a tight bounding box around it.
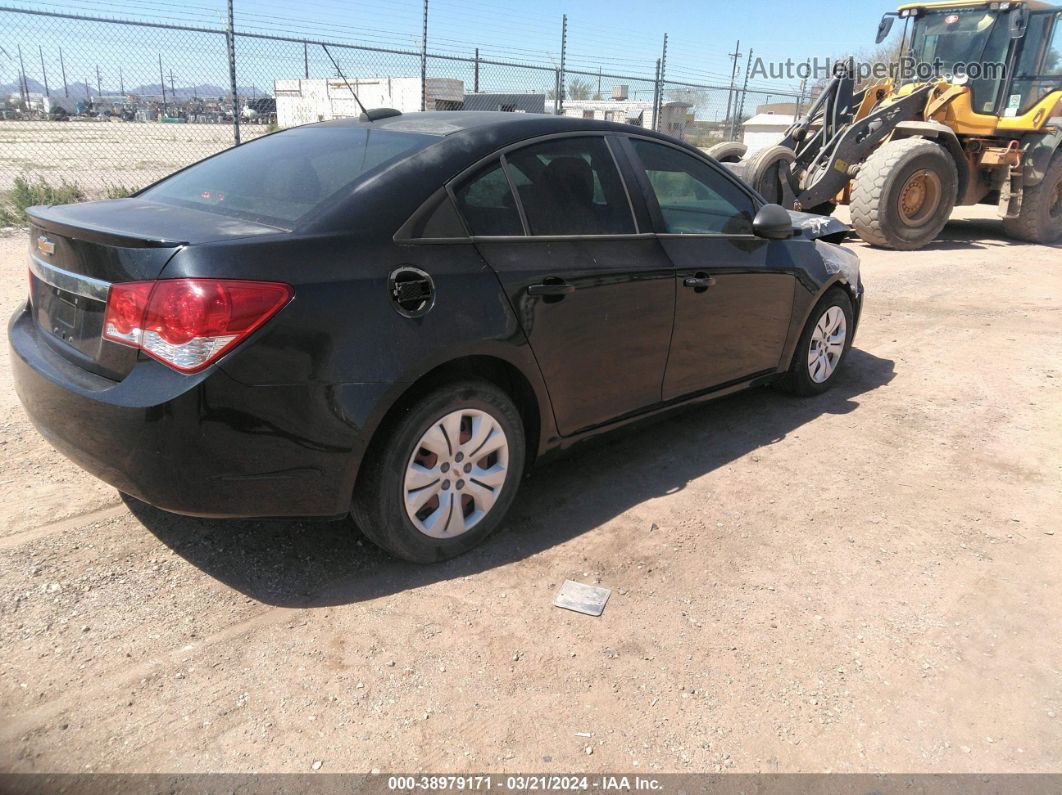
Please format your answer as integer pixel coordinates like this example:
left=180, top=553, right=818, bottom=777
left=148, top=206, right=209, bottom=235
left=0, top=503, right=126, bottom=551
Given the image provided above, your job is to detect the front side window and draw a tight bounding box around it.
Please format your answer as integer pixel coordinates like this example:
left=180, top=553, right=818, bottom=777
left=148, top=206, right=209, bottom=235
left=141, top=126, right=436, bottom=228
left=503, top=137, right=635, bottom=235
left=629, top=139, right=755, bottom=235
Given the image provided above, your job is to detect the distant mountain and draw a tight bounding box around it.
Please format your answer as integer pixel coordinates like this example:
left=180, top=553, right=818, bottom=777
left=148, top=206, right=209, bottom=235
left=2, top=77, right=265, bottom=99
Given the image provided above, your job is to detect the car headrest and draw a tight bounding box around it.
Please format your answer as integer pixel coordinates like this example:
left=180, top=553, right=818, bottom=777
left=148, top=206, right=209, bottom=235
left=542, top=157, right=594, bottom=205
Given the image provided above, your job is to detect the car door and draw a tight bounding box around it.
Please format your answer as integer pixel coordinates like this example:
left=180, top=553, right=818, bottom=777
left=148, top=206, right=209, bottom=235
left=451, top=135, right=675, bottom=436
left=623, top=136, right=797, bottom=401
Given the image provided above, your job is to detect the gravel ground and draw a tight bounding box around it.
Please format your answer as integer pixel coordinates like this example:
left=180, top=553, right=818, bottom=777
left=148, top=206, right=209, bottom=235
left=0, top=206, right=1060, bottom=774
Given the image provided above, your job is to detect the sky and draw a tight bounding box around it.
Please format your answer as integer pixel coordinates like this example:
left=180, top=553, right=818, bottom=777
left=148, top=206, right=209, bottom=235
left=1, top=0, right=904, bottom=113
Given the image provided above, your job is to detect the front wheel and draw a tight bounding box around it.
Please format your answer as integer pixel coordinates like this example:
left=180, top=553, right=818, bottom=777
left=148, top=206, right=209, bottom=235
left=850, top=137, right=958, bottom=250
left=779, top=288, right=855, bottom=396
left=352, top=380, right=526, bottom=563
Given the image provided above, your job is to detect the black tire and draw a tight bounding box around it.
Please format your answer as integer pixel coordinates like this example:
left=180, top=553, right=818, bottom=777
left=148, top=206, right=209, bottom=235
left=779, top=287, right=855, bottom=396
left=705, top=141, right=748, bottom=163
left=850, top=137, right=958, bottom=250
left=746, top=144, right=797, bottom=204
left=351, top=379, right=526, bottom=563
left=1002, top=152, right=1062, bottom=244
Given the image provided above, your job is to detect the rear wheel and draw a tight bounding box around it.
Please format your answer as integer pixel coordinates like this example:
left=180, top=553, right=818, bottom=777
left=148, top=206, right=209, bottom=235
left=746, top=144, right=796, bottom=205
left=779, top=288, right=854, bottom=396
left=1002, top=152, right=1062, bottom=244
left=850, top=137, right=957, bottom=250
left=352, top=380, right=526, bottom=563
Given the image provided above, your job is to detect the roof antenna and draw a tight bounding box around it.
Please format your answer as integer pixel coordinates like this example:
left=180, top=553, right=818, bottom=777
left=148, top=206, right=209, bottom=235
left=320, top=44, right=370, bottom=118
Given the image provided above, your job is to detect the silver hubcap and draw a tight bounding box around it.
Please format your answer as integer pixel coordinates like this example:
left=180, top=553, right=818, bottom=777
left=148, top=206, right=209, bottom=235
left=808, top=306, right=847, bottom=384
left=403, top=408, right=509, bottom=539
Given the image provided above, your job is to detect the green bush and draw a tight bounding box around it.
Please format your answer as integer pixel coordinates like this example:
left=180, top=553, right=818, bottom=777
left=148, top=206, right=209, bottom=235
left=104, top=184, right=139, bottom=199
left=0, top=175, right=86, bottom=226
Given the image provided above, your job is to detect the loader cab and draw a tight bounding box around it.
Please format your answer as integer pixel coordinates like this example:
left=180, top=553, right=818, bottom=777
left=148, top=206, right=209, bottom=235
left=883, top=2, right=1061, bottom=118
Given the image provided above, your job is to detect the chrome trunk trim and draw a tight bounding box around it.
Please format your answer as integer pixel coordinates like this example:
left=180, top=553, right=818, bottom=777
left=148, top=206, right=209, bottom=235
left=29, top=255, right=112, bottom=303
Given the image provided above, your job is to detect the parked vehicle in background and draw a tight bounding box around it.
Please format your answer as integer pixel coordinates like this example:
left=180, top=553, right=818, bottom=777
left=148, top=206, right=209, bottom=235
left=9, top=111, right=862, bottom=563
left=242, top=97, right=278, bottom=124
left=716, top=0, right=1062, bottom=249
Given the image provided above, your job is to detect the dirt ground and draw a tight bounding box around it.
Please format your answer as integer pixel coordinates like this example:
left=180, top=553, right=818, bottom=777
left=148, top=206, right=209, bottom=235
left=0, top=121, right=267, bottom=196
left=0, top=206, right=1059, bottom=774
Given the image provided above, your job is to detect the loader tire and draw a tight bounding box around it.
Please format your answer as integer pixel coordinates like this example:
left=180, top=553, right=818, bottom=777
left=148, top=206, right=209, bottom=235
left=850, top=137, right=957, bottom=250
left=705, top=141, right=748, bottom=163
left=746, top=145, right=796, bottom=205
left=1002, top=152, right=1062, bottom=244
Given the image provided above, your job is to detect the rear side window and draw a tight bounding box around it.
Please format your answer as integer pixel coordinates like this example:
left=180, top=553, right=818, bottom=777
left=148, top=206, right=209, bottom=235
left=630, top=139, right=755, bottom=235
left=140, top=126, right=436, bottom=228
left=504, top=137, right=635, bottom=235
left=453, top=160, right=523, bottom=236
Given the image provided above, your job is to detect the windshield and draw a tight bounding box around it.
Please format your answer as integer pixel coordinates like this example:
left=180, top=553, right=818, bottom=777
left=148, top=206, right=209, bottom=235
left=907, top=8, right=1012, bottom=112
left=141, top=126, right=437, bottom=228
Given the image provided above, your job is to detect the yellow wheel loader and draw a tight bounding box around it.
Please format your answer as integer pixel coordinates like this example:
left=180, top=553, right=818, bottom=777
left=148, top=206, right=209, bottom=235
left=717, top=1, right=1062, bottom=249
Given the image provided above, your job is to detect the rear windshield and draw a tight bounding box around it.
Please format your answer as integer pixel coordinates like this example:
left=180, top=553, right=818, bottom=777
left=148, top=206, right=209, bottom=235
left=140, top=126, right=437, bottom=228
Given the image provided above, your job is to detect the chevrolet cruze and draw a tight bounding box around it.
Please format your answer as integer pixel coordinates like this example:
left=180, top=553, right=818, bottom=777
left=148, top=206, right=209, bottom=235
left=9, top=111, right=863, bottom=562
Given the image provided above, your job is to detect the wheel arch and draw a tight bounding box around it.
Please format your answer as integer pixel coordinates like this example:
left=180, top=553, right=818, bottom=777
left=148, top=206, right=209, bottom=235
left=1022, top=127, right=1062, bottom=188
left=348, top=353, right=549, bottom=510
left=889, top=122, right=969, bottom=203
left=781, top=278, right=860, bottom=374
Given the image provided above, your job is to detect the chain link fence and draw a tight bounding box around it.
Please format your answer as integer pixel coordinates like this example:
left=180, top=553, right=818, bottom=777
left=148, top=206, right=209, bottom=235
left=1, top=5, right=801, bottom=199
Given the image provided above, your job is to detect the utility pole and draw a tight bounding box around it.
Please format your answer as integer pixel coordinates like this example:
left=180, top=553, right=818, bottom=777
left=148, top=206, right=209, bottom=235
left=39, top=46, right=49, bottom=98
left=304, top=42, right=309, bottom=79
left=797, top=78, right=807, bottom=117
left=724, top=39, right=741, bottom=137
left=119, top=66, right=125, bottom=97
left=159, top=54, right=166, bottom=104
left=16, top=45, right=28, bottom=107
left=420, top=0, right=428, bottom=111
left=597, top=66, right=602, bottom=100
left=96, top=65, right=102, bottom=99
left=651, top=58, right=661, bottom=131
left=732, top=48, right=753, bottom=140
left=656, top=33, right=668, bottom=131
left=225, top=0, right=240, bottom=144
left=474, top=48, right=479, bottom=93
left=558, top=14, right=567, bottom=115
left=59, top=47, right=68, bottom=97
left=169, top=69, right=176, bottom=101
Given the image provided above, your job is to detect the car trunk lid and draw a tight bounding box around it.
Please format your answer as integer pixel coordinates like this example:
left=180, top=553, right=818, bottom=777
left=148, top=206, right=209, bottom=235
left=25, top=199, right=283, bottom=380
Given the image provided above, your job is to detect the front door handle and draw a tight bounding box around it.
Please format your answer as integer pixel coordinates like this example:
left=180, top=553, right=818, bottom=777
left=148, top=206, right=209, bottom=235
left=683, top=275, right=716, bottom=291
left=528, top=281, right=576, bottom=296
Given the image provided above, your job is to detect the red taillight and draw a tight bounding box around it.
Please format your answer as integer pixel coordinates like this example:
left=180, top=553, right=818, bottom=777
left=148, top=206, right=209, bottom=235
left=103, top=279, right=292, bottom=374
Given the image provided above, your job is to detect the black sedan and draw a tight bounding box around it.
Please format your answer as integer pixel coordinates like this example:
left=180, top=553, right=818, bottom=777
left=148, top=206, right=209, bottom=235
left=9, top=111, right=862, bottom=563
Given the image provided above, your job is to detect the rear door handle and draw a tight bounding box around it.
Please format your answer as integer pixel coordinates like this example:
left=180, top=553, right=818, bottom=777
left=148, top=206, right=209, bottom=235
left=683, top=275, right=716, bottom=290
left=527, top=282, right=576, bottom=296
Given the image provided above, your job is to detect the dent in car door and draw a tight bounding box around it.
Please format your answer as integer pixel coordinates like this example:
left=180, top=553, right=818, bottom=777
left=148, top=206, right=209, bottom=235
left=452, top=139, right=675, bottom=436
left=625, top=137, right=796, bottom=400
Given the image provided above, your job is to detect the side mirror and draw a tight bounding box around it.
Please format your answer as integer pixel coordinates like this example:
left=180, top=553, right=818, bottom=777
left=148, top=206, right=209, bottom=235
left=1008, top=5, right=1029, bottom=38
left=876, top=13, right=896, bottom=44
left=752, top=204, right=796, bottom=240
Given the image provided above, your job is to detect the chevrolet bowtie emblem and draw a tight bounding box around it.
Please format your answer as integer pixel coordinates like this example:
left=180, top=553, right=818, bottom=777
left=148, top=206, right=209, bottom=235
left=37, top=235, right=55, bottom=256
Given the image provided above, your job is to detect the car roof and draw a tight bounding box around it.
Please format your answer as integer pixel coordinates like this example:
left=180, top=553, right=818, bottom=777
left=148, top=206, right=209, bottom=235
left=313, top=110, right=662, bottom=139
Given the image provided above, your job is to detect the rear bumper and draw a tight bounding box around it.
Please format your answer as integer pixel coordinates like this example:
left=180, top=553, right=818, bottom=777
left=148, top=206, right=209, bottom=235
left=9, top=305, right=370, bottom=518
